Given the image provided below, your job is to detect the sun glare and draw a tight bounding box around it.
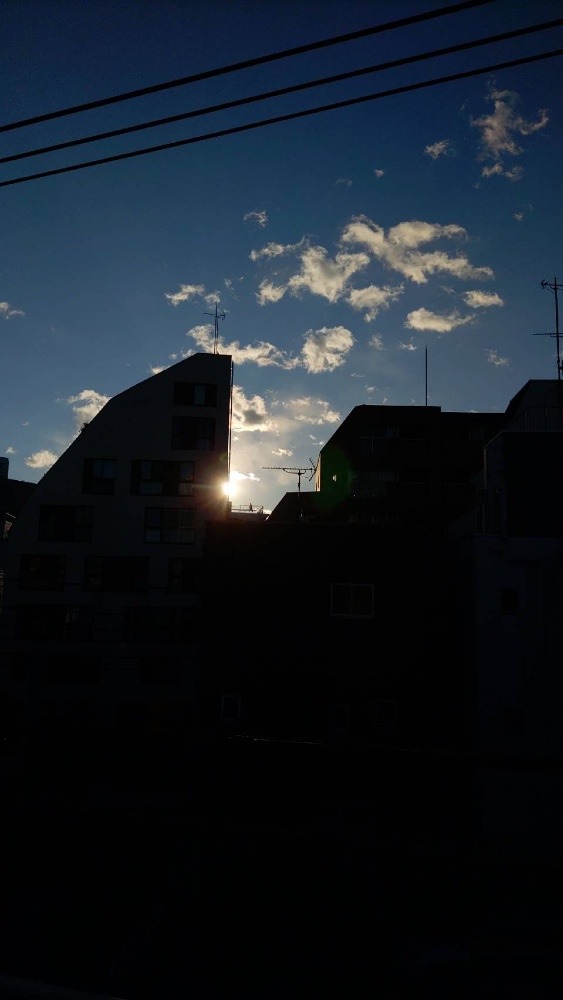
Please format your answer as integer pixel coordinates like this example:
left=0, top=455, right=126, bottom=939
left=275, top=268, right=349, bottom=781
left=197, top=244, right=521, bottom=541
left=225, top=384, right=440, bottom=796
left=223, top=478, right=237, bottom=498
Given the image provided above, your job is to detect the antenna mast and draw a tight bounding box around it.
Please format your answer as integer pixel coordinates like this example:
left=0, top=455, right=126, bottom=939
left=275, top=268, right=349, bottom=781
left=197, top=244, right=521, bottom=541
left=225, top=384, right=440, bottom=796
left=263, top=460, right=317, bottom=518
left=534, top=277, right=563, bottom=380
left=204, top=302, right=226, bottom=355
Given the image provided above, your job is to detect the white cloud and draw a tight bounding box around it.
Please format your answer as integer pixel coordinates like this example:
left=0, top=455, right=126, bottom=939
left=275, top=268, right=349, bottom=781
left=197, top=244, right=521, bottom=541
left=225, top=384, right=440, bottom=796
left=369, top=334, right=385, bottom=350
left=65, top=389, right=110, bottom=429
left=335, top=177, right=352, bottom=186
left=300, top=326, right=354, bottom=373
left=187, top=323, right=300, bottom=369
left=287, top=246, right=370, bottom=303
left=341, top=216, right=493, bottom=284
left=165, top=283, right=220, bottom=307
left=165, top=283, right=205, bottom=305
left=424, top=140, right=451, bottom=159
left=347, top=283, right=404, bottom=321
left=405, top=308, right=474, bottom=333
left=6, top=446, right=16, bottom=454
left=244, top=210, right=268, bottom=227
left=25, top=449, right=58, bottom=469
left=186, top=322, right=354, bottom=373
left=374, top=169, right=385, bottom=178
left=472, top=88, right=548, bottom=180
left=0, top=301, right=25, bottom=319
left=231, top=385, right=275, bottom=433
left=254, top=242, right=369, bottom=305
left=462, top=290, right=504, bottom=308
left=486, top=348, right=509, bottom=367
left=281, top=397, right=340, bottom=425
left=398, top=340, right=418, bottom=351
left=250, top=240, right=303, bottom=262
left=256, top=280, right=287, bottom=305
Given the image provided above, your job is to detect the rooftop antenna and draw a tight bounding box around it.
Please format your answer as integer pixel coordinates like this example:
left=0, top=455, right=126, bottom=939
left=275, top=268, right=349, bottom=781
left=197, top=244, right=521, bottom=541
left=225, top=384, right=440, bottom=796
left=425, top=343, right=428, bottom=406
left=534, top=278, right=563, bottom=380
left=204, top=302, right=226, bottom=355
left=263, top=459, right=317, bottom=518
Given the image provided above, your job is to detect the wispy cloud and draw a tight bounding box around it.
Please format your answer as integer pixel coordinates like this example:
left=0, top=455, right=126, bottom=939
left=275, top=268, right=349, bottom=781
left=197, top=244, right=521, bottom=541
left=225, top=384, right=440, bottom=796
left=486, top=348, right=509, bottom=367
left=165, top=283, right=220, bottom=307
left=374, top=169, right=385, bottom=178
left=257, top=245, right=370, bottom=306
left=0, top=300, right=25, bottom=319
left=341, top=216, right=493, bottom=284
left=347, top=283, right=404, bottom=322
left=405, top=308, right=474, bottom=333
left=462, top=290, right=504, bottom=308
left=424, top=139, right=452, bottom=159
left=244, top=210, right=268, bottom=227
left=186, top=322, right=354, bottom=373
left=472, top=87, right=548, bottom=180
left=369, top=333, right=385, bottom=350
left=335, top=177, right=352, bottom=186
left=250, top=239, right=304, bottom=262
left=6, top=446, right=16, bottom=454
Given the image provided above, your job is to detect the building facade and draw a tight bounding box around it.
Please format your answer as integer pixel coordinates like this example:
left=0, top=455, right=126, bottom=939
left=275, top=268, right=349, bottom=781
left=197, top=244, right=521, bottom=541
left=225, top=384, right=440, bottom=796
left=0, top=353, right=232, bottom=750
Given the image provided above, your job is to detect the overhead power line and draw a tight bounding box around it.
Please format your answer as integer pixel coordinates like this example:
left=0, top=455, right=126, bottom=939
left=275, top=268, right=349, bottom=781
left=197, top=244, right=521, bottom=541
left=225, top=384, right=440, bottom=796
left=2, top=18, right=559, bottom=167
left=1, top=46, right=559, bottom=190
left=0, top=0, right=498, bottom=134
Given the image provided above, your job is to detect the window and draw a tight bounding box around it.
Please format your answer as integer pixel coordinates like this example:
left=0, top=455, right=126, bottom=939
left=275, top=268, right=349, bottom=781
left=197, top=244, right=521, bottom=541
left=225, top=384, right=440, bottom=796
left=174, top=382, right=217, bottom=407
left=15, top=605, right=93, bottom=641
left=82, top=458, right=116, bottom=494
left=374, top=699, right=397, bottom=730
left=84, top=556, right=148, bottom=592
left=221, top=693, right=242, bottom=722
left=400, top=424, right=427, bottom=441
left=131, top=460, right=194, bottom=496
left=124, top=606, right=198, bottom=642
left=38, top=505, right=93, bottom=542
left=42, top=656, right=100, bottom=683
left=330, top=583, right=374, bottom=618
left=329, top=703, right=351, bottom=737
left=139, top=658, right=181, bottom=684
left=168, top=556, right=201, bottom=593
left=144, top=508, right=195, bottom=544
left=19, top=554, right=66, bottom=591
left=501, top=587, right=520, bottom=615
left=171, top=416, right=215, bottom=451
left=398, top=468, right=428, bottom=486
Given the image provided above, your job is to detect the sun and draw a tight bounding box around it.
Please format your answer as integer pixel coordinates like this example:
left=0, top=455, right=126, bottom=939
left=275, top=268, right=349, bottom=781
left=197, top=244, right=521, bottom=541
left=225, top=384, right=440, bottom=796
left=222, top=478, right=237, bottom=498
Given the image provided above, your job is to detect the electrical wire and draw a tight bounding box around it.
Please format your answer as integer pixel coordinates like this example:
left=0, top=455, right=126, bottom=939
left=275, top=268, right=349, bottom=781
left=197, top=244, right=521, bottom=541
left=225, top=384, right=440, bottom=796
left=2, top=18, right=560, bottom=168
left=0, top=0, right=498, bottom=134
left=0, top=47, right=559, bottom=189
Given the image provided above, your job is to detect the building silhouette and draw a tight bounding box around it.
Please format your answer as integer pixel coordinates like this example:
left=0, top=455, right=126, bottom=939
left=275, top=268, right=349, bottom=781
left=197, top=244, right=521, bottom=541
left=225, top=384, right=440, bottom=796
left=1, top=363, right=562, bottom=860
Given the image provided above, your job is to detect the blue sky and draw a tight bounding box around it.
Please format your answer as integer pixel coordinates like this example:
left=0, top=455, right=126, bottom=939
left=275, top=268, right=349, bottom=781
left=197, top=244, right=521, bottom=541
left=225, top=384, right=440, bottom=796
left=1, top=0, right=562, bottom=512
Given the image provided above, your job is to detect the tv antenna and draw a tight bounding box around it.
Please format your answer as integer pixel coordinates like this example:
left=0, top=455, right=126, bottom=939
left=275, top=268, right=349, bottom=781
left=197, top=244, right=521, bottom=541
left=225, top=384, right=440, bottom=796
left=263, top=458, right=317, bottom=496
left=534, top=278, right=563, bottom=380
left=204, top=302, right=225, bottom=355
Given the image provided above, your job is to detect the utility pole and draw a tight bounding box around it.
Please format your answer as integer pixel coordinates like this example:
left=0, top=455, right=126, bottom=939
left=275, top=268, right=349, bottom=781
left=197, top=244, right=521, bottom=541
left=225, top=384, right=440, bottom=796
left=204, top=302, right=226, bottom=355
left=534, top=278, right=563, bottom=380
